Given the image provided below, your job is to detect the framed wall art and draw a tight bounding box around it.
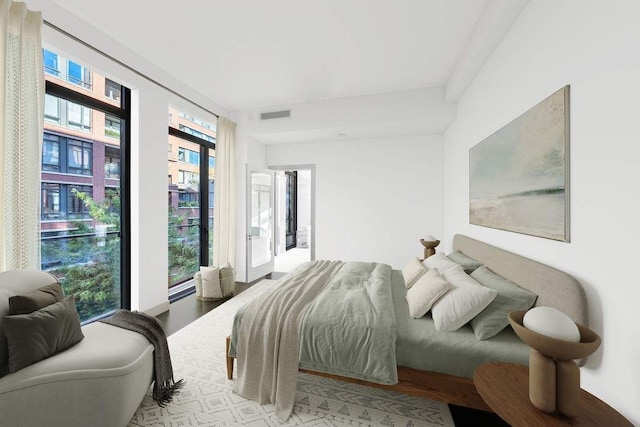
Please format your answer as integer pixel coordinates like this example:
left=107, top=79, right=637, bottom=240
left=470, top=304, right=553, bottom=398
left=469, top=86, right=570, bottom=242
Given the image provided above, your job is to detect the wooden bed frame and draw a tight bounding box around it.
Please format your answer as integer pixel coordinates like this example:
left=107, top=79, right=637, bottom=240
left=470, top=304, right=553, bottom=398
left=225, top=234, right=589, bottom=412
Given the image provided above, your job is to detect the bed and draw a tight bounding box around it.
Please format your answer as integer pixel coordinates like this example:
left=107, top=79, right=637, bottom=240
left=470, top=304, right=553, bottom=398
left=226, top=234, right=589, bottom=413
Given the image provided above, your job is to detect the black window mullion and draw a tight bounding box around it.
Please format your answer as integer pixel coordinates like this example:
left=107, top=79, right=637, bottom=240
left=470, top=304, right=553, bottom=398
left=199, top=144, right=209, bottom=267
left=46, top=80, right=124, bottom=118
left=120, top=86, right=131, bottom=310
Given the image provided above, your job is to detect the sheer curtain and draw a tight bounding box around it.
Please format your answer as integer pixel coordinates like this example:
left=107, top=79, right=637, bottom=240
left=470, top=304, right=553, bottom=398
left=212, top=117, right=237, bottom=268
left=0, top=0, right=44, bottom=271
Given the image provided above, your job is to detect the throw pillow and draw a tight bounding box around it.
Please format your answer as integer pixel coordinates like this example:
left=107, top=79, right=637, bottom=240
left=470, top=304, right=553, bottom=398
left=431, top=265, right=497, bottom=332
left=3, top=296, right=84, bottom=373
left=470, top=266, right=538, bottom=340
left=219, top=263, right=235, bottom=297
left=447, top=250, right=483, bottom=274
left=422, top=252, right=460, bottom=274
left=9, top=282, right=64, bottom=315
left=402, top=258, right=427, bottom=289
left=199, top=266, right=222, bottom=299
left=405, top=269, right=451, bottom=318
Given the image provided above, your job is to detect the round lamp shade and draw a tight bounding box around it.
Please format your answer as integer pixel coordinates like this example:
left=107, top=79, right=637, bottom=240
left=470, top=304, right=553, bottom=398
left=509, top=310, right=601, bottom=360
left=423, top=235, right=437, bottom=242
left=523, top=306, right=580, bottom=342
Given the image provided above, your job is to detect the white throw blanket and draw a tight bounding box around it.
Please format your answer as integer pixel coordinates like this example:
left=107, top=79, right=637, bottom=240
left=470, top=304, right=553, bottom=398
left=233, top=260, right=344, bottom=421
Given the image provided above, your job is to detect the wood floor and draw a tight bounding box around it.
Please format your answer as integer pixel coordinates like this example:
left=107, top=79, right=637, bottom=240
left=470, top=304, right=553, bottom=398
left=154, top=273, right=507, bottom=427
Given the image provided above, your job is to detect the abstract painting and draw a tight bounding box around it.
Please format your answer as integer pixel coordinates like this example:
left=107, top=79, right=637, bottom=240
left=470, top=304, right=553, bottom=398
left=469, top=86, right=569, bottom=241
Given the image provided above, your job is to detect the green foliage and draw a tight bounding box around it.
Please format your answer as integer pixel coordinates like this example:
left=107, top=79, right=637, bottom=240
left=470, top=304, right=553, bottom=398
left=167, top=207, right=200, bottom=285
left=43, top=189, right=202, bottom=321
left=44, top=189, right=122, bottom=322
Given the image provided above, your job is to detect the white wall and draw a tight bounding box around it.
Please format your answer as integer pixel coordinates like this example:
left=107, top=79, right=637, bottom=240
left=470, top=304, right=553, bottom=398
left=30, top=0, right=228, bottom=315
left=268, top=135, right=443, bottom=269
left=443, top=1, right=640, bottom=423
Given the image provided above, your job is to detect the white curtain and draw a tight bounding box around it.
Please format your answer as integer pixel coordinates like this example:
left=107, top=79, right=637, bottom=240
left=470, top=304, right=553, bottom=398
left=0, top=0, right=44, bottom=271
left=212, top=117, right=237, bottom=268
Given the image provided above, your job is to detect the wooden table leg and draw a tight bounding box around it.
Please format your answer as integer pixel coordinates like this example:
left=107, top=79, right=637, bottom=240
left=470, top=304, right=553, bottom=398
left=225, top=336, right=234, bottom=380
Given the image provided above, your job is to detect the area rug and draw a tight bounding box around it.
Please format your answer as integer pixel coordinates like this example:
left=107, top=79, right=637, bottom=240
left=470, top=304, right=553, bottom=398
left=129, top=279, right=455, bottom=427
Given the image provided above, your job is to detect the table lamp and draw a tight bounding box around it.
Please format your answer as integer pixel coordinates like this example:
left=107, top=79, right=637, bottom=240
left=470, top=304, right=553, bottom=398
left=420, top=235, right=440, bottom=260
left=509, top=308, right=601, bottom=417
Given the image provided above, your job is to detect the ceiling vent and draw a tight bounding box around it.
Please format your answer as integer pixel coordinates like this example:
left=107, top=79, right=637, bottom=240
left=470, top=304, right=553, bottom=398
left=260, top=110, right=290, bottom=120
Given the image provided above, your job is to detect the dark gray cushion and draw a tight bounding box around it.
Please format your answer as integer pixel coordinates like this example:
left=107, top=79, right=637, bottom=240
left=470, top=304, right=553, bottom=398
left=470, top=266, right=538, bottom=340
left=447, top=250, right=483, bottom=274
left=3, top=296, right=84, bottom=373
left=8, top=282, right=64, bottom=315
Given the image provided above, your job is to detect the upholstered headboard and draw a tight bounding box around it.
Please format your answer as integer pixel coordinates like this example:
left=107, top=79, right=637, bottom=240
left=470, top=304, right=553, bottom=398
left=453, top=234, right=588, bottom=328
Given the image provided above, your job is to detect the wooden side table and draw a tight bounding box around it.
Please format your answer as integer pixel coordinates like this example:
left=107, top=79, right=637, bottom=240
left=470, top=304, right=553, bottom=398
left=473, top=362, right=632, bottom=427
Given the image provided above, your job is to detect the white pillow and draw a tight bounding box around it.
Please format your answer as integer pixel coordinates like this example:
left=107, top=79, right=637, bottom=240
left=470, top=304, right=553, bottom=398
left=431, top=265, right=497, bottom=331
left=405, top=268, right=452, bottom=318
left=199, top=266, right=222, bottom=299
left=402, top=258, right=427, bottom=289
left=422, top=252, right=460, bottom=274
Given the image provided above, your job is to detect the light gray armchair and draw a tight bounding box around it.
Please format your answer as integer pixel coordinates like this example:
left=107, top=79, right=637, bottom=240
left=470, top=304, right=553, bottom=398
left=0, top=270, right=153, bottom=427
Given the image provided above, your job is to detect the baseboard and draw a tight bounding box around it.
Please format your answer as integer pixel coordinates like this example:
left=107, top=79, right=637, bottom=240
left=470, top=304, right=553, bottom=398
left=144, top=301, right=170, bottom=317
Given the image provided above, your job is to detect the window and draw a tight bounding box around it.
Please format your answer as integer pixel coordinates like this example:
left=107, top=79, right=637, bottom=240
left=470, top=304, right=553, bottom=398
left=168, top=107, right=217, bottom=291
left=42, top=47, right=131, bottom=324
left=42, top=134, right=60, bottom=172
left=68, top=185, right=92, bottom=218
left=67, top=139, right=92, bottom=175
left=105, top=115, right=121, bottom=138
left=104, top=78, right=121, bottom=101
left=44, top=94, right=60, bottom=123
left=178, top=192, right=199, bottom=207
left=42, top=183, right=61, bottom=219
left=178, top=147, right=199, bottom=165
left=178, top=170, right=199, bottom=186
left=209, top=156, right=215, bottom=169
left=67, top=101, right=92, bottom=131
left=178, top=124, right=215, bottom=143
left=43, top=50, right=59, bottom=76
left=179, top=111, right=215, bottom=130
left=105, top=146, right=120, bottom=179
left=67, top=60, right=92, bottom=89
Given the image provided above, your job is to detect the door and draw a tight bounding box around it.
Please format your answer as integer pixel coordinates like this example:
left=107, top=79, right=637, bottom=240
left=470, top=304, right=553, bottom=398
left=285, top=171, right=297, bottom=250
left=246, top=169, right=274, bottom=282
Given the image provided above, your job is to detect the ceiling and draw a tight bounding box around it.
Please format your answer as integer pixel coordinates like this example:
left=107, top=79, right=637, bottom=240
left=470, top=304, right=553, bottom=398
left=49, top=0, right=491, bottom=112
left=45, top=0, right=529, bottom=144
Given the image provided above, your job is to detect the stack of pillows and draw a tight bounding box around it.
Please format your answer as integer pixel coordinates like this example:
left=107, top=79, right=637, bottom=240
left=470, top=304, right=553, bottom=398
left=403, top=251, right=537, bottom=340
left=2, top=283, right=84, bottom=373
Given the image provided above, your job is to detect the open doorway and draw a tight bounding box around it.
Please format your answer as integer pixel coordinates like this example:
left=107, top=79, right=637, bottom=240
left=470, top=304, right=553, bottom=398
left=273, top=167, right=313, bottom=272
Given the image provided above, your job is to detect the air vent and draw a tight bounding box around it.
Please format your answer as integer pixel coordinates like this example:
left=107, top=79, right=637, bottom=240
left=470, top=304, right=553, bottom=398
left=260, top=110, right=290, bottom=120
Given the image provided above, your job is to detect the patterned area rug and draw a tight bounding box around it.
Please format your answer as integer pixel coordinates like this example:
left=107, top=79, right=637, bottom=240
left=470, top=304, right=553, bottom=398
left=129, top=279, right=455, bottom=427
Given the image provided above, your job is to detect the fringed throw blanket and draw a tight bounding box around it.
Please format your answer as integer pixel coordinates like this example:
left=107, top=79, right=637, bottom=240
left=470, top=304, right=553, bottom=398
left=233, top=260, right=344, bottom=421
left=101, top=310, right=184, bottom=406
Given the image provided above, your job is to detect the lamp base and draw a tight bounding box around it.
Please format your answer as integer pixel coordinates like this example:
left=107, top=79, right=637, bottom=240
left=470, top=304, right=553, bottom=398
left=528, top=349, right=580, bottom=417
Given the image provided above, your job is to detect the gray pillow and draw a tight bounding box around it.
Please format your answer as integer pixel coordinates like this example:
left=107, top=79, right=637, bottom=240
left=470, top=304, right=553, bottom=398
left=3, top=296, right=84, bottom=373
left=8, top=282, right=64, bottom=315
left=447, top=250, right=483, bottom=274
left=470, top=266, right=538, bottom=340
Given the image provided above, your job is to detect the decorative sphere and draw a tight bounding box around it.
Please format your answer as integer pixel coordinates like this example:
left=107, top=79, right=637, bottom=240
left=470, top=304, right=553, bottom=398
left=523, top=307, right=580, bottom=342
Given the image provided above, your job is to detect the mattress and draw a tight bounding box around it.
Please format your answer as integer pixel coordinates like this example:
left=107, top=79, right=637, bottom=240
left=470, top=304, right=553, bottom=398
left=391, top=270, right=530, bottom=378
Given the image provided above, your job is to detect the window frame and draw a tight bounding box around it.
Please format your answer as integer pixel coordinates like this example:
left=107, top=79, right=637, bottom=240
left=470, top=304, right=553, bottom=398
left=45, top=79, right=132, bottom=312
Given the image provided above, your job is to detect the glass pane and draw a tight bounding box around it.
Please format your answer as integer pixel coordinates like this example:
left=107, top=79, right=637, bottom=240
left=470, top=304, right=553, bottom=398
left=168, top=107, right=217, bottom=290
left=40, top=48, right=126, bottom=323
left=44, top=94, right=59, bottom=121
left=168, top=141, right=201, bottom=288
left=251, top=172, right=272, bottom=267
left=208, top=148, right=215, bottom=266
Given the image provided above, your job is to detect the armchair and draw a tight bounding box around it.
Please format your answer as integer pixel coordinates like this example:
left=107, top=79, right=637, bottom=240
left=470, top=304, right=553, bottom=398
left=0, top=270, right=153, bottom=427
